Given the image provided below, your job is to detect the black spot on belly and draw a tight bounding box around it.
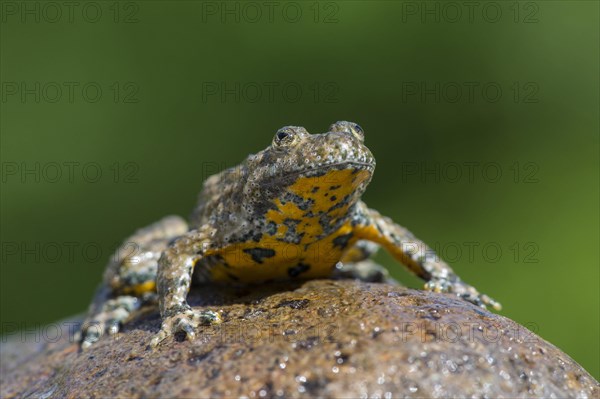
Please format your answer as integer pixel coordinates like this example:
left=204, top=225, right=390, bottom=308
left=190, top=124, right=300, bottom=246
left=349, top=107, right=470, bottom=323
left=284, top=218, right=300, bottom=227
left=279, top=218, right=304, bottom=244
left=327, top=194, right=351, bottom=213
left=281, top=192, right=314, bottom=211
left=243, top=248, right=276, bottom=264
left=288, top=263, right=310, bottom=278
left=333, top=233, right=353, bottom=250
left=311, top=186, right=320, bottom=193
left=329, top=185, right=341, bottom=190
left=330, top=195, right=337, bottom=201
left=266, top=221, right=278, bottom=236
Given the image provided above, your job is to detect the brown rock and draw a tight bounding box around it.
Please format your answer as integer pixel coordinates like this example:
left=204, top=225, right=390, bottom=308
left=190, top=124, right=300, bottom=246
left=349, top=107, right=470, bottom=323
left=1, top=280, right=598, bottom=398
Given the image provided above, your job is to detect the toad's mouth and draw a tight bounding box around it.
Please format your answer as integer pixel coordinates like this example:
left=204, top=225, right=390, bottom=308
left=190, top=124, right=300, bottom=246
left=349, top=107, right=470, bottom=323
left=268, top=161, right=375, bottom=191
left=287, top=160, right=375, bottom=178
left=265, top=160, right=375, bottom=189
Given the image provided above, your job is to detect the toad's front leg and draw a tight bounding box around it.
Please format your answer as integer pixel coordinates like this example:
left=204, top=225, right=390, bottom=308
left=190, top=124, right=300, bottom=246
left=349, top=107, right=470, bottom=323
left=150, top=226, right=222, bottom=348
left=352, top=203, right=501, bottom=310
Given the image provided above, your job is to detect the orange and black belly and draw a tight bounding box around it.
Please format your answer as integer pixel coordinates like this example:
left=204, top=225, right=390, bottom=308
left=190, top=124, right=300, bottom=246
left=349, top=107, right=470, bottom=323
left=204, top=168, right=370, bottom=283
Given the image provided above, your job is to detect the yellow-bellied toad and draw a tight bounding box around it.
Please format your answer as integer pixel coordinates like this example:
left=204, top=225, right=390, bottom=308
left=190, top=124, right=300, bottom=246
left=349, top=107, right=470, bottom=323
left=80, top=121, right=501, bottom=348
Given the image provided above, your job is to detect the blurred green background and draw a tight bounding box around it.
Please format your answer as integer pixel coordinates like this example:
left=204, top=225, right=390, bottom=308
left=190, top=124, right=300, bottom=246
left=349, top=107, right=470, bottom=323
left=1, top=1, right=598, bottom=379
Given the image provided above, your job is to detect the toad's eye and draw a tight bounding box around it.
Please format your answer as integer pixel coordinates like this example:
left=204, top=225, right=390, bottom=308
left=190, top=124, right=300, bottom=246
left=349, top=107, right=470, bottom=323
left=353, top=124, right=364, bottom=141
left=273, top=127, right=298, bottom=147
left=276, top=131, right=289, bottom=140
left=330, top=121, right=365, bottom=142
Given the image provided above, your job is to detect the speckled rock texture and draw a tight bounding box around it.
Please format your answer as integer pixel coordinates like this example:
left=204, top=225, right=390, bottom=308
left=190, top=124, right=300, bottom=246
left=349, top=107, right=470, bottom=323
left=1, top=279, right=598, bottom=398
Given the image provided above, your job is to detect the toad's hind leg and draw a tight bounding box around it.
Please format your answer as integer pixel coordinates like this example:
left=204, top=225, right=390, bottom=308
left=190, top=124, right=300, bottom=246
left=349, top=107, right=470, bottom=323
left=352, top=204, right=501, bottom=310
left=333, top=240, right=396, bottom=284
left=80, top=290, right=144, bottom=349
left=333, top=259, right=399, bottom=284
left=80, top=216, right=188, bottom=348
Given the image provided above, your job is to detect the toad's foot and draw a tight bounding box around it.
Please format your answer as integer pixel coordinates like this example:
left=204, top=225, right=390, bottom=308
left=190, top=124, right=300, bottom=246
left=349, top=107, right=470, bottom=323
left=333, top=259, right=398, bottom=284
left=79, top=295, right=141, bottom=349
left=425, top=278, right=502, bottom=311
left=150, top=307, right=221, bottom=348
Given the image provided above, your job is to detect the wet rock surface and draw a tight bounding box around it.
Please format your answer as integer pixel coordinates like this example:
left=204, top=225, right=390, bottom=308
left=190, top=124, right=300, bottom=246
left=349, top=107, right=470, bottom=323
left=1, top=279, right=598, bottom=398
